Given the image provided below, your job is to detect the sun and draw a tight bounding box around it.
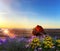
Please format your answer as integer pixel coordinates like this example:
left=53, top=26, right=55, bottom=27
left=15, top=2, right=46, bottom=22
left=2, top=29, right=10, bottom=36
left=2, top=28, right=15, bottom=38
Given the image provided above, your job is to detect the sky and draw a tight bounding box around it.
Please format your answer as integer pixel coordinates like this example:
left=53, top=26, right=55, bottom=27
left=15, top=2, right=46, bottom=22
left=0, top=0, right=60, bottom=29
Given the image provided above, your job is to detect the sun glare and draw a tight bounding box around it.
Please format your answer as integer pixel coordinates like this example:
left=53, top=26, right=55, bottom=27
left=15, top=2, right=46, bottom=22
left=2, top=29, right=15, bottom=38
left=3, top=29, right=9, bottom=35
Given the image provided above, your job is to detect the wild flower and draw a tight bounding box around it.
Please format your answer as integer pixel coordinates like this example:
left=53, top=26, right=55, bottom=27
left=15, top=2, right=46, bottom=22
left=42, top=36, right=54, bottom=49
left=56, top=39, right=60, bottom=47
left=29, top=37, right=41, bottom=49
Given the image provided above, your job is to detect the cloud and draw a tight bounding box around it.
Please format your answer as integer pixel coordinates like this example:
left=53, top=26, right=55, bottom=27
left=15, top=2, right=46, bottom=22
left=0, top=0, right=12, bottom=14
left=0, top=0, right=28, bottom=25
left=0, top=0, right=40, bottom=28
left=0, top=0, right=12, bottom=4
